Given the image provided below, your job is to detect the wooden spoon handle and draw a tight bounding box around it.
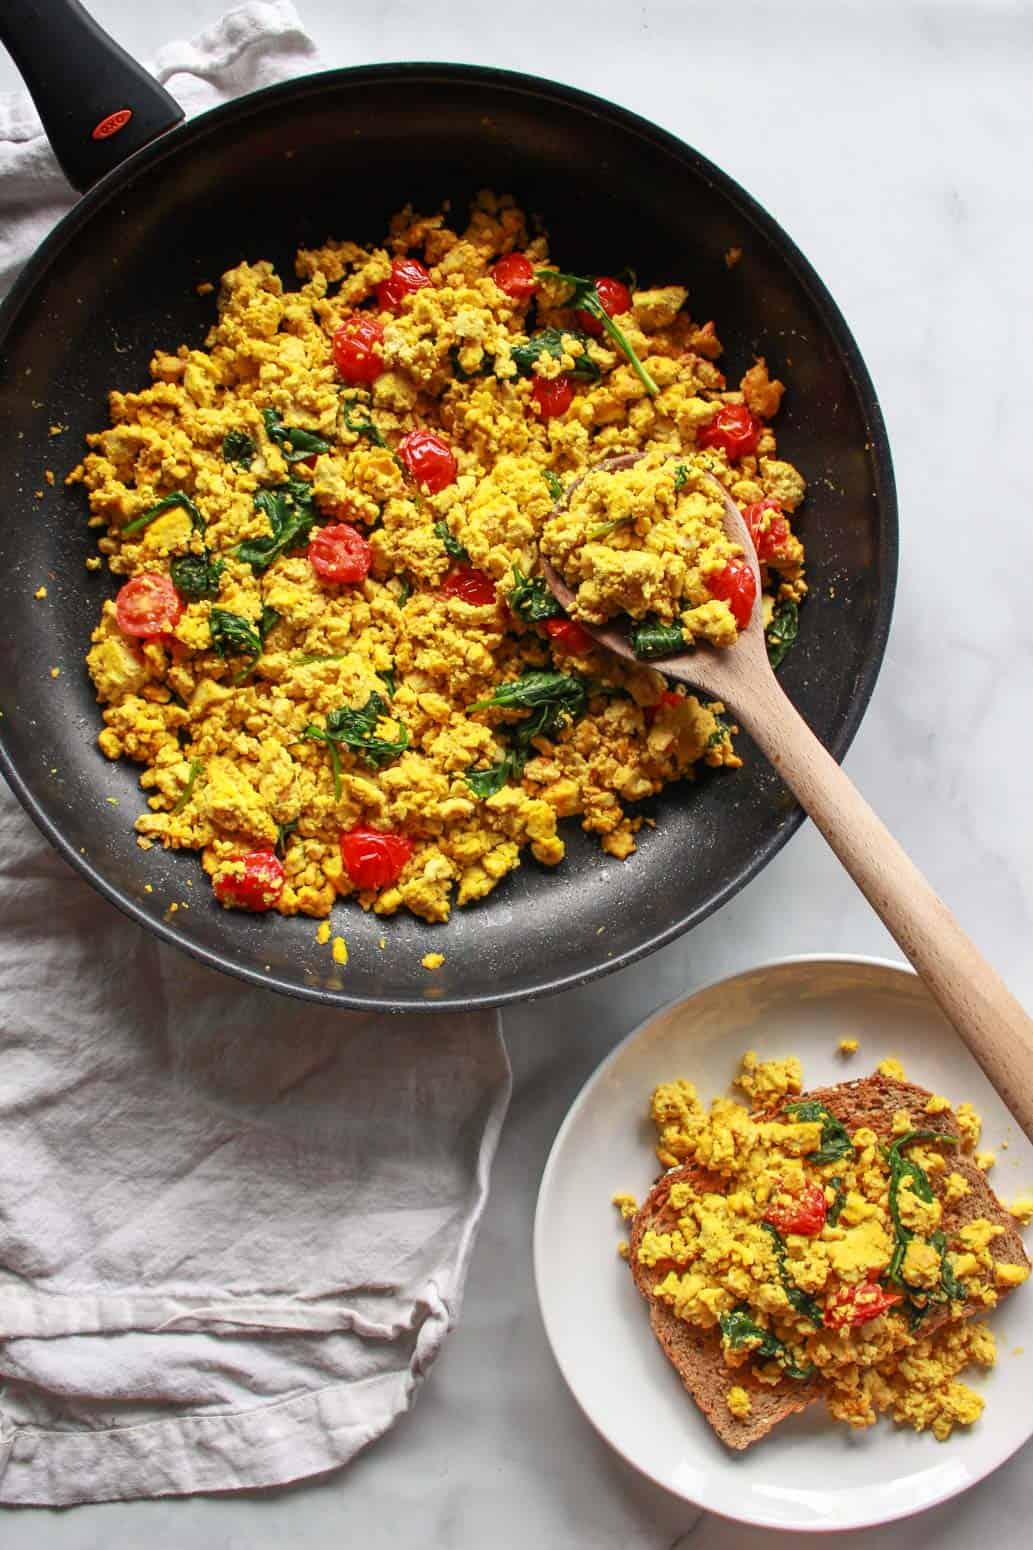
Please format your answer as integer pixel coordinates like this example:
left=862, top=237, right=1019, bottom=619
left=737, top=674, right=1033, bottom=1141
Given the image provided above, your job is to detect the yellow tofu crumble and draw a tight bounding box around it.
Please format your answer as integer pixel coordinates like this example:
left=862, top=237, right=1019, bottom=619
left=70, top=193, right=806, bottom=926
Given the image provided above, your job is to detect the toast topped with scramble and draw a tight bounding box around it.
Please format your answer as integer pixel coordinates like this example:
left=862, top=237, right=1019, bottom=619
left=623, top=1061, right=1031, bottom=1450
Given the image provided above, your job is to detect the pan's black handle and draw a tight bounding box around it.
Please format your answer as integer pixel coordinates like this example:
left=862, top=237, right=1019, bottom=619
left=0, top=0, right=184, bottom=193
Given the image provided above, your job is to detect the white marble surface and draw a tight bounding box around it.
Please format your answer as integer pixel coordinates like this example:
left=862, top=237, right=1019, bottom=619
left=3, top=0, right=1033, bottom=1542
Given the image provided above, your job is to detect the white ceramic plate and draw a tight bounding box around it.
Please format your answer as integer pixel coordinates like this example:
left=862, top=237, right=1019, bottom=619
left=533, top=955, right=1033, bottom=1534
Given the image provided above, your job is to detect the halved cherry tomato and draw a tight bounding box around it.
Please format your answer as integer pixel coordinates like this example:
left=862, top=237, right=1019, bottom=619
left=576, top=275, right=632, bottom=338
left=340, top=825, right=413, bottom=890
left=696, top=402, right=760, bottom=460
left=764, top=1181, right=828, bottom=1237
left=491, top=252, right=537, bottom=299
left=397, top=429, right=457, bottom=494
left=531, top=376, right=574, bottom=420
left=308, top=523, right=372, bottom=585
left=115, top=573, right=183, bottom=638
left=213, top=849, right=285, bottom=912
left=744, top=498, right=791, bottom=563
left=332, top=315, right=385, bottom=384
left=708, top=559, right=757, bottom=630
left=824, top=1278, right=903, bottom=1330
left=441, top=565, right=496, bottom=605
left=376, top=256, right=431, bottom=313
left=544, top=617, right=594, bottom=654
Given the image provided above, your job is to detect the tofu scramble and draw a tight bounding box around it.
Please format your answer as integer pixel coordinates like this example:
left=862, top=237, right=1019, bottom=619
left=71, top=193, right=807, bottom=923
left=541, top=444, right=804, bottom=657
left=619, top=1056, right=1031, bottom=1440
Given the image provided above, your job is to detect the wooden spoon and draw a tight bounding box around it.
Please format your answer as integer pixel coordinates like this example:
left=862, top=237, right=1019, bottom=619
left=542, top=455, right=1033, bottom=1141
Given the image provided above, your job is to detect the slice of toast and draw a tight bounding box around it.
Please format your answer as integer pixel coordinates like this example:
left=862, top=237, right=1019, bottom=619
left=629, top=1075, right=1030, bottom=1450
left=629, top=1166, right=821, bottom=1448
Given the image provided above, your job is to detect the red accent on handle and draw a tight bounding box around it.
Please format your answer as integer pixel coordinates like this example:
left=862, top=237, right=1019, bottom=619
left=91, top=108, right=133, bottom=141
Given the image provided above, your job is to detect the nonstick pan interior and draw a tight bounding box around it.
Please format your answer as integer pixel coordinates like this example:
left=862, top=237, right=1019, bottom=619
left=0, top=65, right=896, bottom=1012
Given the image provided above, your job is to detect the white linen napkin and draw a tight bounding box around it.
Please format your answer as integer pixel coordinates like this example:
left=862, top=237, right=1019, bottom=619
left=0, top=3, right=512, bottom=1506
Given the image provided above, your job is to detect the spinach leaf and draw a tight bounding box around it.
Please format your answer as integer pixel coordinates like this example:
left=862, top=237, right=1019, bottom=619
left=378, top=667, right=397, bottom=698
left=449, top=345, right=493, bottom=382
left=470, top=671, right=587, bottom=740
left=170, top=550, right=225, bottom=602
left=629, top=618, right=686, bottom=660
left=396, top=578, right=413, bottom=607
left=883, top=1130, right=960, bottom=1298
left=235, top=480, right=317, bottom=572
left=718, top=1306, right=814, bottom=1381
left=543, top=470, right=564, bottom=502
left=510, top=326, right=601, bottom=383
left=673, top=463, right=689, bottom=492
left=295, top=651, right=347, bottom=666
left=759, top=1222, right=823, bottom=1326
left=340, top=396, right=388, bottom=448
left=466, top=671, right=589, bottom=793
left=209, top=608, right=261, bottom=664
left=434, top=521, right=470, bottom=562
left=275, top=817, right=298, bottom=859
left=209, top=605, right=278, bottom=682
left=172, top=759, right=204, bottom=813
left=783, top=1099, right=855, bottom=1166
left=464, top=671, right=598, bottom=796
left=262, top=407, right=331, bottom=464
left=535, top=269, right=658, bottom=397
left=934, top=1229, right=967, bottom=1302
left=302, top=692, right=409, bottom=798
left=767, top=597, right=799, bottom=671
left=706, top=709, right=733, bottom=749
left=258, top=605, right=280, bottom=643
left=464, top=753, right=521, bottom=799
left=827, top=1176, right=847, bottom=1227
left=123, top=491, right=205, bottom=537
left=508, top=564, right=562, bottom=623
left=222, top=429, right=256, bottom=468
left=586, top=514, right=634, bottom=540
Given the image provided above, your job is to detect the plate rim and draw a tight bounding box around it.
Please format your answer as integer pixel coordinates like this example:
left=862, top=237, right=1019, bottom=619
left=532, top=951, right=1032, bottom=1534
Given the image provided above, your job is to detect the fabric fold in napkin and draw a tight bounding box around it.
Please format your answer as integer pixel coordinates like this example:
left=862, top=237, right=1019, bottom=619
left=0, top=4, right=512, bottom=1505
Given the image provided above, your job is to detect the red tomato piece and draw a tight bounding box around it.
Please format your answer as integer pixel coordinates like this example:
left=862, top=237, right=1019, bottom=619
left=308, top=523, right=372, bottom=585
left=397, top=429, right=458, bottom=494
left=441, top=565, right=497, bottom=605
left=643, top=688, right=683, bottom=726
left=491, top=252, right=537, bottom=299
left=213, top=849, right=285, bottom=912
left=340, top=825, right=413, bottom=891
left=115, top=573, right=183, bottom=638
left=376, top=256, right=431, bottom=314
left=544, top=617, right=594, bottom=654
left=531, top=376, right=574, bottom=420
left=708, top=559, right=758, bottom=630
left=576, top=275, right=633, bottom=337
left=696, top=402, right=760, bottom=460
left=824, top=1278, right=903, bottom=1330
left=744, top=498, right=791, bottom=563
left=764, top=1181, right=828, bottom=1237
left=332, top=315, right=385, bottom=384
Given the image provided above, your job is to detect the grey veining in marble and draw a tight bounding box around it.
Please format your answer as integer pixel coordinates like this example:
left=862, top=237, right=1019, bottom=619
left=1, top=0, right=1032, bottom=1543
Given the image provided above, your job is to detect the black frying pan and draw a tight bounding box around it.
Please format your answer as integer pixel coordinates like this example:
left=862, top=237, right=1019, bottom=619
left=0, top=2, right=897, bottom=1013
